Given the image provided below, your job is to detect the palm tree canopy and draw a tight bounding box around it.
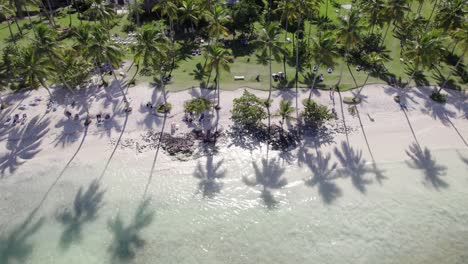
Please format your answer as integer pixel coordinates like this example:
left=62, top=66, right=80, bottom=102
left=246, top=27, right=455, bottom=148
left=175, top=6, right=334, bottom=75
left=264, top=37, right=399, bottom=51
left=132, top=25, right=169, bottom=68
left=204, top=44, right=234, bottom=73
left=311, top=31, right=339, bottom=67
left=253, top=22, right=288, bottom=63
left=17, top=46, right=54, bottom=89
left=435, top=0, right=467, bottom=32
left=336, top=9, right=366, bottom=50
left=403, top=30, right=447, bottom=69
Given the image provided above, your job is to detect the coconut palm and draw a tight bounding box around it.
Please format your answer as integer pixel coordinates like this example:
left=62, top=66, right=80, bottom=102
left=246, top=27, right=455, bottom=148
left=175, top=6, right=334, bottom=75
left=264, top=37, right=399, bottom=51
left=335, top=9, right=366, bottom=87
left=178, top=0, right=200, bottom=34
left=17, top=46, right=54, bottom=97
left=354, top=50, right=390, bottom=99
left=87, top=25, right=128, bottom=104
left=130, top=25, right=169, bottom=87
left=275, top=0, right=296, bottom=77
left=204, top=44, right=233, bottom=108
left=253, top=22, right=287, bottom=103
left=435, top=0, right=466, bottom=32
left=0, top=4, right=16, bottom=42
left=276, top=100, right=295, bottom=130
left=308, top=31, right=339, bottom=101
left=85, top=0, right=115, bottom=26
left=204, top=4, right=231, bottom=42
left=402, top=30, right=446, bottom=89
left=359, top=0, right=386, bottom=33
left=382, top=0, right=410, bottom=43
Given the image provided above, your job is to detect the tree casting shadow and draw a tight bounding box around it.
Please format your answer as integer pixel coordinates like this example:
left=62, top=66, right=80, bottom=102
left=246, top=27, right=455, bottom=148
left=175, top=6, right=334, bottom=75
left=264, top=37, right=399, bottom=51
left=193, top=155, right=226, bottom=198
left=334, top=141, right=372, bottom=193
left=0, top=213, right=44, bottom=264
left=304, top=150, right=341, bottom=204
left=56, top=180, right=105, bottom=250
left=0, top=116, right=50, bottom=175
left=243, top=157, right=287, bottom=209
left=406, top=143, right=448, bottom=189
left=108, top=199, right=154, bottom=261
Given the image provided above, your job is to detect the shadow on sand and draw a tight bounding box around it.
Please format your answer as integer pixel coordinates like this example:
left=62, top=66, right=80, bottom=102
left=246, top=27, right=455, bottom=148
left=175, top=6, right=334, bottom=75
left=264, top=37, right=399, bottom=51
left=193, top=155, right=226, bottom=198
left=0, top=116, right=50, bottom=175
left=243, top=156, right=287, bottom=209
left=108, top=199, right=154, bottom=261
left=334, top=141, right=372, bottom=193
left=406, top=143, right=448, bottom=189
left=303, top=150, right=341, bottom=204
left=56, top=180, right=105, bottom=250
left=0, top=211, right=44, bottom=264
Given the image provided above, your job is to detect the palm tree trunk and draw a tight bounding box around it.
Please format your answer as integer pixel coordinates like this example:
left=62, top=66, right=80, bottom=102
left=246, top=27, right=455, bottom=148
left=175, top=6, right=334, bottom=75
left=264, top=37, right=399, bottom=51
left=44, top=0, right=56, bottom=26
left=325, top=0, right=329, bottom=18
left=354, top=71, right=371, bottom=99
left=426, top=0, right=438, bottom=29
left=283, top=18, right=288, bottom=78
left=112, top=69, right=129, bottom=105
left=40, top=80, right=53, bottom=99
left=268, top=46, right=273, bottom=102
left=6, top=21, right=15, bottom=43
left=294, top=16, right=301, bottom=126
left=308, top=69, right=318, bottom=102
left=405, top=63, right=419, bottom=89
left=381, top=22, right=391, bottom=46
left=67, top=0, right=73, bottom=27
left=216, top=66, right=220, bottom=108
left=14, top=19, right=23, bottom=36
left=438, top=46, right=466, bottom=93
left=347, top=63, right=359, bottom=89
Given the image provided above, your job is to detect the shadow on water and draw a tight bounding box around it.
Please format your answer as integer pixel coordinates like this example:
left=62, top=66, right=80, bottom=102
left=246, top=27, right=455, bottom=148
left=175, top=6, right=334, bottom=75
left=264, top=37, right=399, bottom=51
left=304, top=150, right=341, bottom=204
left=243, top=155, right=287, bottom=209
left=334, top=141, right=372, bottom=193
left=143, top=114, right=167, bottom=198
left=0, top=212, right=44, bottom=264
left=108, top=199, right=154, bottom=261
left=0, top=116, right=50, bottom=175
left=406, top=143, right=448, bottom=190
left=193, top=155, right=226, bottom=198
left=56, top=180, right=105, bottom=250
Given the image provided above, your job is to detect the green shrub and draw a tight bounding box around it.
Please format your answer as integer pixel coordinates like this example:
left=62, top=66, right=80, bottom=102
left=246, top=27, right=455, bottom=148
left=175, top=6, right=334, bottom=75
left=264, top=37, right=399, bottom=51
left=122, top=22, right=137, bottom=33
left=184, top=97, right=213, bottom=115
left=156, top=103, right=172, bottom=113
left=231, top=90, right=267, bottom=127
left=302, top=99, right=332, bottom=128
left=430, top=92, right=447, bottom=103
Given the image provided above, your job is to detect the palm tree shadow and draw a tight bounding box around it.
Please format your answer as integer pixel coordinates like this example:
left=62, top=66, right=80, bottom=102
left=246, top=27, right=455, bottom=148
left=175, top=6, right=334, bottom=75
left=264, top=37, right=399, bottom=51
left=108, top=198, right=154, bottom=261
left=188, top=87, right=216, bottom=101
left=243, top=157, right=287, bottom=209
left=304, top=151, right=341, bottom=204
left=0, top=116, right=50, bottom=175
left=406, top=143, right=448, bottom=189
left=458, top=151, right=468, bottom=168
left=193, top=155, right=226, bottom=198
left=334, top=141, right=372, bottom=193
left=138, top=86, right=167, bottom=129
left=56, top=180, right=105, bottom=250
left=0, top=212, right=45, bottom=264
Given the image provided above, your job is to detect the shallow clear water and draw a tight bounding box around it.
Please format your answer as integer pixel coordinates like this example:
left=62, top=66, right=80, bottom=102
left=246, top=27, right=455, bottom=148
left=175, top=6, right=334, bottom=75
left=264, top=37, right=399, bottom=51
left=1, top=147, right=468, bottom=264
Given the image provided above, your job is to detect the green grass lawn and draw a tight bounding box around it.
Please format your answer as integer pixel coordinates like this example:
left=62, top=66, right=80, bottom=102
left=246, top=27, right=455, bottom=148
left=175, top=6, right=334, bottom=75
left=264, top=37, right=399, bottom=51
left=1, top=1, right=466, bottom=93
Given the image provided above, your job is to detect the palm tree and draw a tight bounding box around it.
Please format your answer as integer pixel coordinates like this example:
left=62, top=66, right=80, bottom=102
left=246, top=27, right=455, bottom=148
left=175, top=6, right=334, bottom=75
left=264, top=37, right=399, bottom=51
left=204, top=44, right=233, bottom=108
left=308, top=31, right=339, bottom=101
left=204, top=4, right=231, bottom=42
left=130, top=25, right=169, bottom=87
left=87, top=25, right=128, bottom=104
left=178, top=0, right=200, bottom=34
left=438, top=26, right=467, bottom=94
left=85, top=0, right=115, bottom=27
left=402, top=30, right=446, bottom=89
left=275, top=0, right=295, bottom=77
left=253, top=22, right=287, bottom=103
left=382, top=0, right=410, bottom=43
left=354, top=50, right=390, bottom=99
left=435, top=0, right=465, bottom=32
left=335, top=9, right=365, bottom=88
left=276, top=100, right=295, bottom=130
left=17, top=46, right=54, bottom=97
left=359, top=0, right=386, bottom=33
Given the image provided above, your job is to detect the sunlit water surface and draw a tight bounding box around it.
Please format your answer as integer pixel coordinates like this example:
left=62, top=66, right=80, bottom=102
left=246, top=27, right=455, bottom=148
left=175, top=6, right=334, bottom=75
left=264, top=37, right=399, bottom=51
left=1, top=148, right=468, bottom=264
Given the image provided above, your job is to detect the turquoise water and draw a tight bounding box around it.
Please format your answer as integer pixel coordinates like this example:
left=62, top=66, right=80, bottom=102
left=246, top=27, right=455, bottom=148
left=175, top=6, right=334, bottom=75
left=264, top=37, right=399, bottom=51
left=1, top=147, right=468, bottom=264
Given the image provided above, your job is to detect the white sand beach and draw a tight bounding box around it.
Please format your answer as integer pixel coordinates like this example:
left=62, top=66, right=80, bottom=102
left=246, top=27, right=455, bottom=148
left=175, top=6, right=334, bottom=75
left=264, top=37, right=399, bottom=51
left=0, top=81, right=467, bottom=264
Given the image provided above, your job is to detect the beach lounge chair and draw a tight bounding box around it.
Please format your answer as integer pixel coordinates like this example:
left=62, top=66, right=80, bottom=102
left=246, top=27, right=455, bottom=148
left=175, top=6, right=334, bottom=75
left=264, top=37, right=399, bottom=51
left=327, top=67, right=333, bottom=74
left=96, top=114, right=102, bottom=124
left=21, top=114, right=27, bottom=125
left=319, top=74, right=324, bottom=82
left=234, top=76, right=245, bottom=81
left=313, top=64, right=318, bottom=72
left=4, top=116, right=12, bottom=125
left=19, top=104, right=27, bottom=110
left=13, top=114, right=19, bottom=125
